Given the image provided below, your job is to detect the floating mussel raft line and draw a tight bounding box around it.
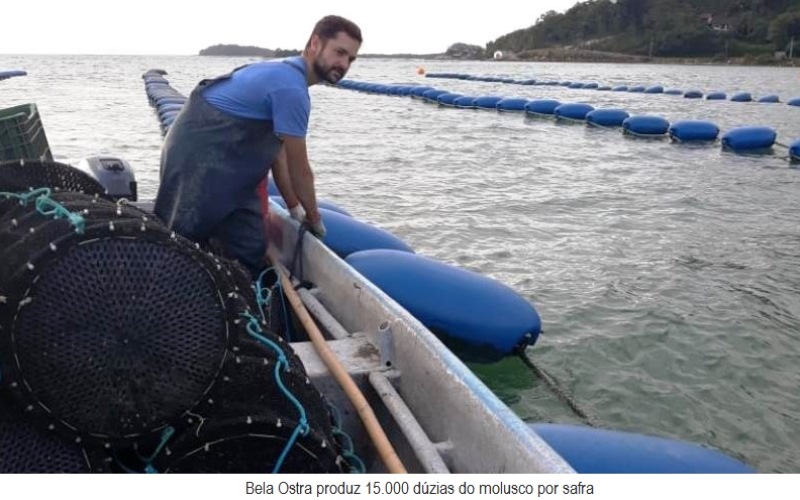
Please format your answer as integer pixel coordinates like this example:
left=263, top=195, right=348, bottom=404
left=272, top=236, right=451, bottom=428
left=424, top=72, right=799, bottom=107
left=336, top=79, right=798, bottom=161
left=141, top=70, right=187, bottom=136
left=0, top=70, right=27, bottom=81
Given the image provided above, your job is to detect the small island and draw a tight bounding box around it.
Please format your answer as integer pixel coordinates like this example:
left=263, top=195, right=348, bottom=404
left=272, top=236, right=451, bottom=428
left=199, top=44, right=301, bottom=58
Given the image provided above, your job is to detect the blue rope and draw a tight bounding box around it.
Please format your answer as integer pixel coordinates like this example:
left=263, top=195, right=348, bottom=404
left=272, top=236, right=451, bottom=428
left=242, top=311, right=309, bottom=473
left=327, top=402, right=366, bottom=473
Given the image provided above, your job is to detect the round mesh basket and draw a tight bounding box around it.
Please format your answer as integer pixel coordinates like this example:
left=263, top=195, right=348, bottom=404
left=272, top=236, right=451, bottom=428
left=0, top=200, right=237, bottom=444
left=0, top=160, right=107, bottom=197
left=0, top=394, right=92, bottom=473
left=0, top=189, right=348, bottom=472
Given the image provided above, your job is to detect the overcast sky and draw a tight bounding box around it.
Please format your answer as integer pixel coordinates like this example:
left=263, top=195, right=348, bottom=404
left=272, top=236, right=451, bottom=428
left=2, top=1, right=583, bottom=55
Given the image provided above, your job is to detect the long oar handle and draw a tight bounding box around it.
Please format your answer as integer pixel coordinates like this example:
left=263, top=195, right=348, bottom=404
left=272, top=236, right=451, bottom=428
left=268, top=251, right=407, bottom=473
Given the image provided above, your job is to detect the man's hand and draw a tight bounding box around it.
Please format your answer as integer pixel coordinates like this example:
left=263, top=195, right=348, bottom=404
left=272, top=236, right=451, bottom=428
left=306, top=212, right=326, bottom=239
left=288, top=203, right=306, bottom=223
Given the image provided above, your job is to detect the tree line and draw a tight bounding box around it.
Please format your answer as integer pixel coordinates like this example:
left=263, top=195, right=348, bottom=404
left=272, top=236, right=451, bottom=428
left=485, top=0, right=800, bottom=60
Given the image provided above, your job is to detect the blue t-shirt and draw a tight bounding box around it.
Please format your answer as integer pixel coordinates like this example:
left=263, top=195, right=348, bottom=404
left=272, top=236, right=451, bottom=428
left=202, top=57, right=310, bottom=138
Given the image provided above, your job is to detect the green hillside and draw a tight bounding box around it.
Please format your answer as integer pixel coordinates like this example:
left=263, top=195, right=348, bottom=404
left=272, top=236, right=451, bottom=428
left=487, top=0, right=800, bottom=62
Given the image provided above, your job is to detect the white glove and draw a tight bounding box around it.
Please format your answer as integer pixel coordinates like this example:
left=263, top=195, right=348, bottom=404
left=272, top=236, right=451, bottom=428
left=308, top=216, right=327, bottom=239
left=288, top=203, right=306, bottom=223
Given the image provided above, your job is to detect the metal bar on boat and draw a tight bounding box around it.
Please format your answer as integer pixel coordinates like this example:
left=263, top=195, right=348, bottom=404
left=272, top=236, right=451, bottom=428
left=369, top=371, right=451, bottom=474
left=295, top=285, right=351, bottom=340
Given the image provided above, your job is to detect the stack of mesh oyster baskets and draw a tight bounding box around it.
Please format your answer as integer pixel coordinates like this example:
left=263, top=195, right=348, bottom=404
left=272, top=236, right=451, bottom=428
left=0, top=159, right=351, bottom=473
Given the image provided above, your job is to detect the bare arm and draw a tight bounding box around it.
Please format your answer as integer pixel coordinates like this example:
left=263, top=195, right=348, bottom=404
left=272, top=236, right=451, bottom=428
left=282, top=135, right=321, bottom=224
left=270, top=145, right=300, bottom=208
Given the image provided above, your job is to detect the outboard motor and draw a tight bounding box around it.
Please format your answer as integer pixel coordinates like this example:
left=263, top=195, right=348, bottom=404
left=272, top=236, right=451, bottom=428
left=75, top=155, right=137, bottom=201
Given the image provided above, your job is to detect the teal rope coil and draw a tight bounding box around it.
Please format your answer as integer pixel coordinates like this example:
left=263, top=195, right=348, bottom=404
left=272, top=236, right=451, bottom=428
left=255, top=268, right=274, bottom=324
left=242, top=311, right=309, bottom=473
left=141, top=426, right=175, bottom=473
left=0, top=188, right=86, bottom=234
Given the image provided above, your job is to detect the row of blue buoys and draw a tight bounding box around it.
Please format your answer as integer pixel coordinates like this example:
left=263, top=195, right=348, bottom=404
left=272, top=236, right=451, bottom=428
left=0, top=70, right=27, bottom=81
left=336, top=79, right=800, bottom=162
left=425, top=72, right=800, bottom=107
left=141, top=69, right=186, bottom=135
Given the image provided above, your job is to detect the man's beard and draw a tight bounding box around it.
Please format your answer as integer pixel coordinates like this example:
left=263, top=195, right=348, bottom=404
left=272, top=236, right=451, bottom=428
left=313, top=58, right=344, bottom=84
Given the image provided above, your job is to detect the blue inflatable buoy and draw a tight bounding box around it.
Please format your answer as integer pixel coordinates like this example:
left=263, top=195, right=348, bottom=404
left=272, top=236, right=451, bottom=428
left=555, top=103, right=595, bottom=121
left=612, top=85, right=629, bottom=92
left=529, top=424, right=755, bottom=474
left=474, top=96, right=504, bottom=109
left=154, top=96, right=186, bottom=105
left=664, top=89, right=683, bottom=95
left=317, top=209, right=413, bottom=258
left=437, top=93, right=463, bottom=106
left=158, top=103, right=184, bottom=115
left=586, top=108, right=630, bottom=128
left=345, top=249, right=541, bottom=355
left=683, top=90, right=703, bottom=99
left=721, top=126, right=777, bottom=152
left=668, top=120, right=720, bottom=142
left=497, top=98, right=529, bottom=111
left=788, top=97, right=800, bottom=107
left=757, top=94, right=780, bottom=103
left=596, top=85, right=612, bottom=91
left=568, top=82, right=584, bottom=89
left=622, top=115, right=670, bottom=136
left=271, top=196, right=353, bottom=217
left=644, top=85, right=664, bottom=94
left=453, top=96, right=477, bottom=108
left=582, top=82, right=599, bottom=89
left=706, top=92, right=727, bottom=100
left=790, top=139, right=800, bottom=162
left=421, top=89, right=449, bottom=102
left=410, top=86, right=435, bottom=97
left=525, top=99, right=561, bottom=116
left=628, top=86, right=646, bottom=93
left=730, top=92, right=753, bottom=102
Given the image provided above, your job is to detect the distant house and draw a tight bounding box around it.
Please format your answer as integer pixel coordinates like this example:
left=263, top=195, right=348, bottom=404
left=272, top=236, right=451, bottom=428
left=700, top=13, right=732, bottom=32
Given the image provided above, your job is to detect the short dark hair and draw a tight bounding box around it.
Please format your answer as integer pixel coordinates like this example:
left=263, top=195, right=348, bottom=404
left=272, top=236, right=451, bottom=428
left=305, top=15, right=362, bottom=50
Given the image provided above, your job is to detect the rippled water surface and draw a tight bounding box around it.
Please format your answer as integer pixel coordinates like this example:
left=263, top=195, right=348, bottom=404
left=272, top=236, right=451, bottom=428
left=2, top=55, right=800, bottom=472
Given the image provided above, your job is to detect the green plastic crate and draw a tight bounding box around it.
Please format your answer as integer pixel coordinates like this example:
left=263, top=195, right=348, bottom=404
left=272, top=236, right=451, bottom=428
left=0, top=103, right=53, bottom=162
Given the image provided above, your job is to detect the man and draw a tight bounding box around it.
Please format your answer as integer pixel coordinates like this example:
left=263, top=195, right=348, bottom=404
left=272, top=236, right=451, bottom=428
left=154, top=15, right=362, bottom=276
